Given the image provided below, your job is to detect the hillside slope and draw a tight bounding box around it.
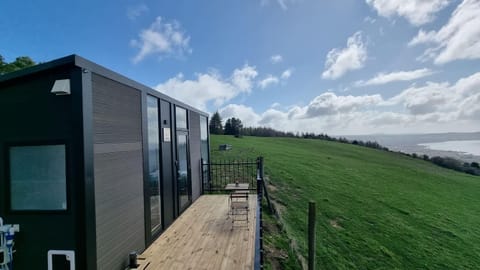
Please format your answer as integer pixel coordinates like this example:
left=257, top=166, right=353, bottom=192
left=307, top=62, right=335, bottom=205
left=210, top=135, right=480, bottom=269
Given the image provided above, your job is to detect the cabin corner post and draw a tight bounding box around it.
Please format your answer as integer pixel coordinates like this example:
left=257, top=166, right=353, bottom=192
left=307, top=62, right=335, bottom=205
left=81, top=67, right=98, bottom=270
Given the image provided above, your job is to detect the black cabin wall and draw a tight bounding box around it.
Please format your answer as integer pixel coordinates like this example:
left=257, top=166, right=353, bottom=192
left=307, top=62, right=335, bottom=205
left=0, top=66, right=86, bottom=270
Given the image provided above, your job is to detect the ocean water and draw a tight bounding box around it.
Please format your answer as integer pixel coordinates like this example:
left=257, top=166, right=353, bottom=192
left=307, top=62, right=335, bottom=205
left=344, top=132, right=480, bottom=163
left=419, top=140, right=480, bottom=156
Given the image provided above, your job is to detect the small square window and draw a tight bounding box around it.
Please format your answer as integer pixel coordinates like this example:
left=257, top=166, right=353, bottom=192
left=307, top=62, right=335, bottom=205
left=9, top=144, right=67, bottom=211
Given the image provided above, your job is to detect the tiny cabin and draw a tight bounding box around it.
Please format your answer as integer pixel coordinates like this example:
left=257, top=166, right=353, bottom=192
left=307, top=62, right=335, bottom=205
left=0, top=55, right=210, bottom=270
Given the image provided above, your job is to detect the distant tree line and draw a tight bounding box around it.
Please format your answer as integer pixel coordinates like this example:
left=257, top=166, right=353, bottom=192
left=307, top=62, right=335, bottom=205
left=242, top=127, right=296, bottom=137
left=0, top=54, right=36, bottom=75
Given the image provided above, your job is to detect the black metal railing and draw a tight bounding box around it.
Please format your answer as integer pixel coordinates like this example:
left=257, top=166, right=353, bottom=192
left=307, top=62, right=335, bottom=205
left=255, top=157, right=264, bottom=269
left=201, top=158, right=261, bottom=192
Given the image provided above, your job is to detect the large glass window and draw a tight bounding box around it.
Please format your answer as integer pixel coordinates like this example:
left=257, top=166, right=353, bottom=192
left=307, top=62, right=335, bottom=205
left=177, top=133, right=189, bottom=211
left=147, top=96, right=162, bottom=233
left=200, top=116, right=209, bottom=190
left=9, top=144, right=67, bottom=211
left=200, top=116, right=209, bottom=162
left=175, top=107, right=187, bottom=129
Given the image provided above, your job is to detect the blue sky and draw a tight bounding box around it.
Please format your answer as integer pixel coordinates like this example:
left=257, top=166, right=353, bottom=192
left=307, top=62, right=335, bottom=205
left=1, top=0, right=479, bottom=135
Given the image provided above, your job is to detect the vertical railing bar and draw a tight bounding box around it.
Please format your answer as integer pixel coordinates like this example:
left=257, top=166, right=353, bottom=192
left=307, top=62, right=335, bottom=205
left=201, top=158, right=204, bottom=193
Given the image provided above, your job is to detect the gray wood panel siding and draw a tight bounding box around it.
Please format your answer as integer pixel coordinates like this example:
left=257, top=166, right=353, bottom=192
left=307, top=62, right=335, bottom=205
left=92, top=74, right=142, bottom=144
left=189, top=111, right=202, bottom=201
left=92, top=74, right=145, bottom=270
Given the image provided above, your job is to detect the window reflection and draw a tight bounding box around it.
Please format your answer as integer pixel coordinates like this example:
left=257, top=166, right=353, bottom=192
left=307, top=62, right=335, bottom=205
left=175, top=107, right=187, bottom=129
left=147, top=96, right=162, bottom=233
left=10, top=144, right=67, bottom=211
left=200, top=116, right=208, bottom=162
left=177, top=134, right=189, bottom=210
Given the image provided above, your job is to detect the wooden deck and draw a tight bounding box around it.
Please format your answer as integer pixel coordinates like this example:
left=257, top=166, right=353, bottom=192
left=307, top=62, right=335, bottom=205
left=137, top=194, right=257, bottom=270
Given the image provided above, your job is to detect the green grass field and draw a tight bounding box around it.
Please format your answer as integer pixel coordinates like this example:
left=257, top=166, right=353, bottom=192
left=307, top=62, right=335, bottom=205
left=210, top=135, right=480, bottom=269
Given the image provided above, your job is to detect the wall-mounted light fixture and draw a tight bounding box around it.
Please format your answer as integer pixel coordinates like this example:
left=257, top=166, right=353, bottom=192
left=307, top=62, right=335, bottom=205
left=51, top=79, right=71, bottom=95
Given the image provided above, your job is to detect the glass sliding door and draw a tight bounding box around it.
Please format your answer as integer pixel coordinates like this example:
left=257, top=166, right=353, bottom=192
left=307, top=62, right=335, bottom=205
left=175, top=106, right=190, bottom=212
left=176, top=132, right=190, bottom=211
left=147, top=96, right=162, bottom=233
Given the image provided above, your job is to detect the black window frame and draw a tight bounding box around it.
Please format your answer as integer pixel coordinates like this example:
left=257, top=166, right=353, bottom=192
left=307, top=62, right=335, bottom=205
left=146, top=95, right=163, bottom=235
left=4, top=140, right=71, bottom=214
left=174, top=105, right=191, bottom=213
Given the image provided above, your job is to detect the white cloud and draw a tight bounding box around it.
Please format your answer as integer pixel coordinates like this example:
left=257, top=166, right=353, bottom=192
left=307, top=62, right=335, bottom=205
left=459, top=92, right=480, bottom=119
left=408, top=0, right=480, bottom=64
left=455, top=71, right=480, bottom=96
left=259, top=109, right=290, bottom=126
left=364, top=16, right=376, bottom=24
left=217, top=72, right=480, bottom=134
left=127, top=4, right=149, bottom=21
left=219, top=104, right=261, bottom=127
left=281, top=68, right=293, bottom=79
left=386, top=82, right=452, bottom=115
left=270, top=102, right=281, bottom=109
left=258, top=75, right=280, bottom=89
left=322, top=32, right=367, bottom=80
left=367, top=112, right=411, bottom=127
left=231, top=65, right=258, bottom=92
left=408, top=30, right=437, bottom=46
left=355, top=68, right=435, bottom=86
left=386, top=72, right=480, bottom=117
left=303, top=92, right=383, bottom=117
left=154, top=65, right=257, bottom=111
left=257, top=69, right=292, bottom=89
left=261, top=0, right=298, bottom=10
left=365, top=0, right=451, bottom=26
left=130, top=17, right=191, bottom=63
left=270, top=55, right=283, bottom=64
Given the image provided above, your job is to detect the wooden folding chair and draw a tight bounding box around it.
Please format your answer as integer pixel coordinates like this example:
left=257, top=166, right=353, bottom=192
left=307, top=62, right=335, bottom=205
left=229, top=191, right=249, bottom=229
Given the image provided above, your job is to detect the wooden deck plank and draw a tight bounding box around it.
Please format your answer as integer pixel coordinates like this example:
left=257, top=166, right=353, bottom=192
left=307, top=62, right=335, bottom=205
left=137, top=195, right=257, bottom=270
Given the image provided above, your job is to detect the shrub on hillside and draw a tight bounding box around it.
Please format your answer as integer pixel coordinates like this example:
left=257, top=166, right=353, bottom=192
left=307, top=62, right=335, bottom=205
left=430, top=156, right=480, bottom=176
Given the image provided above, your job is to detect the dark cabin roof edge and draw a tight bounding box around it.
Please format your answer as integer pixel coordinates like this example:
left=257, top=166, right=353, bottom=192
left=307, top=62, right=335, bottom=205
left=0, top=54, right=76, bottom=83
left=0, top=54, right=208, bottom=117
left=72, top=55, right=208, bottom=116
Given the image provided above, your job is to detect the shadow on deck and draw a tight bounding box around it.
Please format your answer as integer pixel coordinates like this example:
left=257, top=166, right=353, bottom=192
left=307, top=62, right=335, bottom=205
left=137, top=194, right=257, bottom=270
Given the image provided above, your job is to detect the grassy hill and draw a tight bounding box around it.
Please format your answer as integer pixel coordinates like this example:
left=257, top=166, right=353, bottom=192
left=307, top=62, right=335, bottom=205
left=210, top=135, right=480, bottom=269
